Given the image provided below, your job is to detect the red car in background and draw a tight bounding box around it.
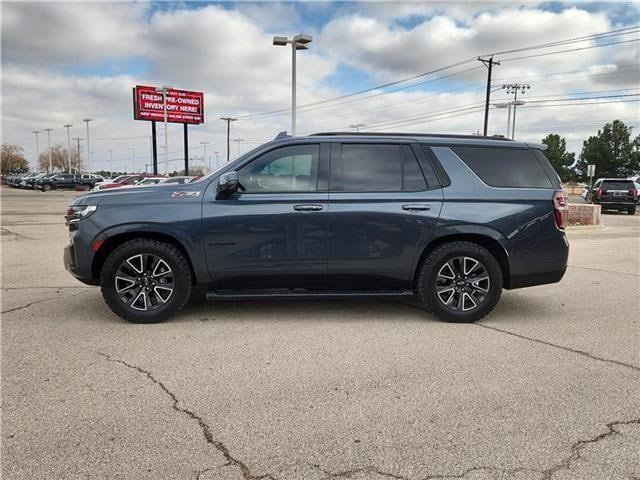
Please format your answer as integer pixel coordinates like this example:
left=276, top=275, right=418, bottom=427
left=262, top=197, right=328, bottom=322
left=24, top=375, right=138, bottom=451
left=94, top=174, right=165, bottom=191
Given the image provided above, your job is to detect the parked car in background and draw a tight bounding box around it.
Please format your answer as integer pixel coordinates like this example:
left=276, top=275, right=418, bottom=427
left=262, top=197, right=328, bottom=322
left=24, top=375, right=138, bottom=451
left=22, top=173, right=53, bottom=189
left=64, top=132, right=569, bottom=324
left=94, top=174, right=166, bottom=191
left=134, top=177, right=164, bottom=187
left=36, top=173, right=78, bottom=191
left=159, top=176, right=196, bottom=185
left=585, top=178, right=637, bottom=214
left=634, top=181, right=640, bottom=205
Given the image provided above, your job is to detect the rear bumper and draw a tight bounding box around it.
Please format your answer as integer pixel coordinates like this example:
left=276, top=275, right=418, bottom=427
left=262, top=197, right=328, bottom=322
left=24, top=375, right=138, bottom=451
left=505, top=232, right=569, bottom=290
left=595, top=200, right=635, bottom=209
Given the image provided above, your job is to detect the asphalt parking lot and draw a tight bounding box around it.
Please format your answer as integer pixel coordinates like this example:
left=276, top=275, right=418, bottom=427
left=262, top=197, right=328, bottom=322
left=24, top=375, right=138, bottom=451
left=1, top=186, right=639, bottom=480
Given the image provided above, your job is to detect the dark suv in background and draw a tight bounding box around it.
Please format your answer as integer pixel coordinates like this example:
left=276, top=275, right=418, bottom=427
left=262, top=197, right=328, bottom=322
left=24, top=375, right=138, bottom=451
left=585, top=178, right=637, bottom=214
left=64, top=132, right=569, bottom=324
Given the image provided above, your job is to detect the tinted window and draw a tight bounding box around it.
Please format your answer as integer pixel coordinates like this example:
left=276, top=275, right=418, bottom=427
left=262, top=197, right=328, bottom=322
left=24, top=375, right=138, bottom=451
left=602, top=180, right=634, bottom=190
left=402, top=145, right=427, bottom=191
left=238, top=144, right=320, bottom=192
left=341, top=144, right=402, bottom=192
left=452, top=146, right=553, bottom=188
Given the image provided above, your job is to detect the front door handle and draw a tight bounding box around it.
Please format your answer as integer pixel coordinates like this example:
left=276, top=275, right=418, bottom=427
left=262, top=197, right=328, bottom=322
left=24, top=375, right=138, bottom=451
left=294, top=204, right=323, bottom=212
left=402, top=204, right=431, bottom=212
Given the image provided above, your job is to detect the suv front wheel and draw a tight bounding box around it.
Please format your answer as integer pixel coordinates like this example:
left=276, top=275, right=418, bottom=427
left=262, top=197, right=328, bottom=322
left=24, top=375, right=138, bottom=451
left=417, top=241, right=503, bottom=323
left=100, top=239, right=192, bottom=323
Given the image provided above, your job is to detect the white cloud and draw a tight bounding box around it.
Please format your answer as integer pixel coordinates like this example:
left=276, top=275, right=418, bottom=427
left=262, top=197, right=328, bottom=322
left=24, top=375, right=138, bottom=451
left=1, top=2, right=638, bottom=173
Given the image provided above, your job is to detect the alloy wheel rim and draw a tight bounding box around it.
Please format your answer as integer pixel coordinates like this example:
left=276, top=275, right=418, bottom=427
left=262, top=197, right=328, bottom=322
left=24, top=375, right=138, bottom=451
left=114, top=254, right=175, bottom=311
left=435, top=256, right=490, bottom=312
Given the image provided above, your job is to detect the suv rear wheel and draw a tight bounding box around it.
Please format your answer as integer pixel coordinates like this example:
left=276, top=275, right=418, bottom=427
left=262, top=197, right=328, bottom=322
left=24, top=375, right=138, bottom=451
left=417, top=241, right=503, bottom=323
left=100, top=239, right=192, bottom=323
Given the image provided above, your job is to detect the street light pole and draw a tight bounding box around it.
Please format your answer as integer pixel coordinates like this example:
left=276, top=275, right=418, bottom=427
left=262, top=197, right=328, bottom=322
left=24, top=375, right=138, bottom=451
left=32, top=130, right=41, bottom=171
left=200, top=141, right=210, bottom=171
left=273, top=34, right=313, bottom=136
left=83, top=118, right=92, bottom=173
left=156, top=85, right=173, bottom=174
left=109, top=150, right=113, bottom=178
left=234, top=138, right=243, bottom=156
left=349, top=123, right=367, bottom=132
left=63, top=124, right=73, bottom=173
left=44, top=128, right=53, bottom=173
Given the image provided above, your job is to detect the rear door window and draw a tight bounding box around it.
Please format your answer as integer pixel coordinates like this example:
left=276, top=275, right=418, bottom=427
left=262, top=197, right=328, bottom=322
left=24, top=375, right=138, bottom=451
left=338, top=143, right=427, bottom=192
left=451, top=146, right=553, bottom=188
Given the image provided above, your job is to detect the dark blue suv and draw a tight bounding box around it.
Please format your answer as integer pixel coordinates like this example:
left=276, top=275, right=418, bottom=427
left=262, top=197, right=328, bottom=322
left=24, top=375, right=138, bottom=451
left=64, top=133, right=569, bottom=323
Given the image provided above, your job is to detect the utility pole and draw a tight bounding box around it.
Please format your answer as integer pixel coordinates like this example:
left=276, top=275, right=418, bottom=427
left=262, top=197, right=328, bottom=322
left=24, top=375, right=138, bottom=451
left=220, top=117, right=237, bottom=162
left=83, top=118, right=92, bottom=173
left=502, top=84, right=530, bottom=139
left=214, top=151, right=220, bottom=170
left=73, top=137, right=83, bottom=174
left=109, top=150, right=114, bottom=178
left=63, top=124, right=73, bottom=173
left=44, top=128, right=53, bottom=173
left=32, top=130, right=41, bottom=171
left=478, top=56, right=500, bottom=136
left=349, top=123, right=366, bottom=132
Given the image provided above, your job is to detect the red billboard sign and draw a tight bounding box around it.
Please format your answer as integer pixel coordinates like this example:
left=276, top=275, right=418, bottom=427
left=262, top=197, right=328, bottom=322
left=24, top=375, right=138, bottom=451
left=133, top=85, right=204, bottom=124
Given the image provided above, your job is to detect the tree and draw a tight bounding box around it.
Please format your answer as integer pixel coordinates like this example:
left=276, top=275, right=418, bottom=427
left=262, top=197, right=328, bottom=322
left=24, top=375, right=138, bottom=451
left=576, top=120, right=640, bottom=181
left=38, top=145, right=82, bottom=173
left=541, top=134, right=576, bottom=182
left=1, top=144, right=29, bottom=174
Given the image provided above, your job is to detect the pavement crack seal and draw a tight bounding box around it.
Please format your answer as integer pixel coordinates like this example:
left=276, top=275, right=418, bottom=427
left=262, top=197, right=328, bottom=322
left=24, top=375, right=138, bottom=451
left=309, top=463, right=411, bottom=479
left=97, top=352, right=277, bottom=480
left=476, top=323, right=640, bottom=373
left=1, top=291, right=86, bottom=314
left=540, top=418, right=640, bottom=479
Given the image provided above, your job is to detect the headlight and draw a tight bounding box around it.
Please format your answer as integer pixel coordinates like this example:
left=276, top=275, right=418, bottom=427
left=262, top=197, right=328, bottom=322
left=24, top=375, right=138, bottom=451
left=65, top=205, right=97, bottom=225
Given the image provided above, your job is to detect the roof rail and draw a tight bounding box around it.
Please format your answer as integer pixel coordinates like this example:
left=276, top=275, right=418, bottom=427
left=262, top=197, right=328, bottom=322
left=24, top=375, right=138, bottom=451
left=310, top=132, right=512, bottom=141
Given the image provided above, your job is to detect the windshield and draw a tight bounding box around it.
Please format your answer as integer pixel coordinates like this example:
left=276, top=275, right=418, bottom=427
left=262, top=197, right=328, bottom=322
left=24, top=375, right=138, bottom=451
left=602, top=180, right=634, bottom=190
left=192, top=143, right=268, bottom=183
left=111, top=175, right=128, bottom=183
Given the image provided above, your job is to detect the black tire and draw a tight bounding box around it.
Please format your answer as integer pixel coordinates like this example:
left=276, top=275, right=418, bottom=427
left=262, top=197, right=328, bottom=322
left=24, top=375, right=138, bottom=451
left=628, top=206, right=636, bottom=215
left=100, top=238, right=192, bottom=323
left=416, top=241, right=503, bottom=323
left=41, top=184, right=51, bottom=192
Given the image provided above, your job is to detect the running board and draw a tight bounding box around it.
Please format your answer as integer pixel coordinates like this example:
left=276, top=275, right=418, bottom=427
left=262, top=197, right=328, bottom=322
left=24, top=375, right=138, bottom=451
left=206, top=289, right=415, bottom=300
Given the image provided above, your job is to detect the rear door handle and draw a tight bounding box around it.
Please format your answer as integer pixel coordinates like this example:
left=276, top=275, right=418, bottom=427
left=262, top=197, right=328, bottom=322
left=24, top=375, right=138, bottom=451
left=402, top=204, right=431, bottom=212
left=294, top=204, right=323, bottom=211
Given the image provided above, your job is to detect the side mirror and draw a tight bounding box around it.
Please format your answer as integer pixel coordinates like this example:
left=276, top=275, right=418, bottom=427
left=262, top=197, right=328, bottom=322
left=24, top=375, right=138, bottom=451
left=216, top=171, right=239, bottom=199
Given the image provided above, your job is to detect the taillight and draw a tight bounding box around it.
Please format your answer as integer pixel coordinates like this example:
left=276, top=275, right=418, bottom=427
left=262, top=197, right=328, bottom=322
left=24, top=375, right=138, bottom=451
left=596, top=188, right=603, bottom=197
left=553, top=190, right=567, bottom=230
left=629, top=189, right=637, bottom=199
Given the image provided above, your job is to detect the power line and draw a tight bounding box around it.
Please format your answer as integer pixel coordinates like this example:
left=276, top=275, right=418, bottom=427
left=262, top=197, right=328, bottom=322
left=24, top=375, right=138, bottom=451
left=234, top=26, right=640, bottom=121
left=500, top=38, right=640, bottom=63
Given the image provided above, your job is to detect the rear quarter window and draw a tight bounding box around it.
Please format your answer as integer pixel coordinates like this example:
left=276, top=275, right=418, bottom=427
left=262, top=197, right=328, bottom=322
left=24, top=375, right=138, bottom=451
left=452, top=146, right=554, bottom=188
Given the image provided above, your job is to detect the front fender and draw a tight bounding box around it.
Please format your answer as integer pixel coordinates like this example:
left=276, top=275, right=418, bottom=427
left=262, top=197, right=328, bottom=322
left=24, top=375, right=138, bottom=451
left=93, top=222, right=211, bottom=284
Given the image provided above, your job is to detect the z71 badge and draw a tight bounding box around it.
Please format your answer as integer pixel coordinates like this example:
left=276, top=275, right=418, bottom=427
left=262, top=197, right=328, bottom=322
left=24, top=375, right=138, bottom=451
left=172, top=191, right=201, bottom=198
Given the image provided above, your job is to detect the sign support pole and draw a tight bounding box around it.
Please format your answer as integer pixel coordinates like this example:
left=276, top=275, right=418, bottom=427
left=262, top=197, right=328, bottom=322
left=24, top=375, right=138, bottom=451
left=183, top=123, right=189, bottom=175
left=151, top=121, right=158, bottom=175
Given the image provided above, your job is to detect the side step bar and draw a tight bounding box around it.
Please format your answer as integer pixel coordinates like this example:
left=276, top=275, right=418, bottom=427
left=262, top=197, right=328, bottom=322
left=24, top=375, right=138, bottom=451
left=206, top=289, right=415, bottom=300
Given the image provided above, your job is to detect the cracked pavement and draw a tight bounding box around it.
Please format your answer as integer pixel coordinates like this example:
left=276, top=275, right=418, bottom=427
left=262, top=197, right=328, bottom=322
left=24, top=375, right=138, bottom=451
left=2, top=187, right=639, bottom=480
